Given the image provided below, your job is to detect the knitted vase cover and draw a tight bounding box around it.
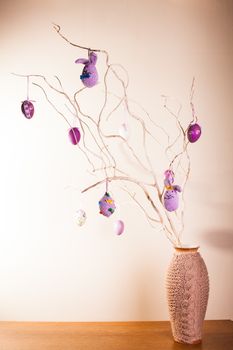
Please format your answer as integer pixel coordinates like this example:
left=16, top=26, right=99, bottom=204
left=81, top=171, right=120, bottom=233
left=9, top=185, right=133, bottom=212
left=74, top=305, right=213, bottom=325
left=166, top=250, right=209, bottom=344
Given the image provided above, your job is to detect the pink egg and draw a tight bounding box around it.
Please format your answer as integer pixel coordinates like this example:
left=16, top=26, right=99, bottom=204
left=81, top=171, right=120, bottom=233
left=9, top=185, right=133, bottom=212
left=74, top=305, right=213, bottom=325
left=69, top=127, right=81, bottom=145
left=114, top=220, right=124, bottom=235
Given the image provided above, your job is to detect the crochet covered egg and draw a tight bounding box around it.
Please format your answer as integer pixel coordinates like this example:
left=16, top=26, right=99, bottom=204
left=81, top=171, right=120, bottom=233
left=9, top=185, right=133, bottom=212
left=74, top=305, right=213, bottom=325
left=164, top=189, right=180, bottom=212
left=163, top=169, right=182, bottom=212
left=75, top=52, right=98, bottom=88
left=98, top=192, right=116, bottom=217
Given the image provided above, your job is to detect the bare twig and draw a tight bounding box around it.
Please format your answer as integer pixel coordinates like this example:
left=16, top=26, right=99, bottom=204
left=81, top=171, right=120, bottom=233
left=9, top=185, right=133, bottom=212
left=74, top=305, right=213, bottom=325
left=13, top=25, right=198, bottom=247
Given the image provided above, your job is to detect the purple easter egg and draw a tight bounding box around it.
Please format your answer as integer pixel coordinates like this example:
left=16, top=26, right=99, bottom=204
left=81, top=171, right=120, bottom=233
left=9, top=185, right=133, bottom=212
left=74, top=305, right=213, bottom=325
left=21, top=100, right=34, bottom=119
left=81, top=66, right=98, bottom=88
left=187, top=123, right=202, bottom=143
left=114, top=220, right=124, bottom=235
left=99, top=192, right=116, bottom=217
left=69, top=127, right=81, bottom=145
left=76, top=52, right=98, bottom=88
left=164, top=189, right=179, bottom=212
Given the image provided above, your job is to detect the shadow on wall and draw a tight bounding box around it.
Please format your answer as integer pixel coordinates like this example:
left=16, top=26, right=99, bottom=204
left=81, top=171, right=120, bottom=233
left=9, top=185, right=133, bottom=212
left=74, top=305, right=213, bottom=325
left=200, top=230, right=233, bottom=252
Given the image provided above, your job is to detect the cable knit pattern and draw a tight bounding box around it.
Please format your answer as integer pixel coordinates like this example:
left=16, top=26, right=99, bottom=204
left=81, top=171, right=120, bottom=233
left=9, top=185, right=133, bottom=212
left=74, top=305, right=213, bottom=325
left=166, top=249, right=209, bottom=344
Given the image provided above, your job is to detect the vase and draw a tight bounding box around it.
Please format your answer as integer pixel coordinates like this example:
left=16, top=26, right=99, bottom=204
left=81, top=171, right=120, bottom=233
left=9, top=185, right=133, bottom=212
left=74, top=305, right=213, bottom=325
left=166, top=246, right=209, bottom=344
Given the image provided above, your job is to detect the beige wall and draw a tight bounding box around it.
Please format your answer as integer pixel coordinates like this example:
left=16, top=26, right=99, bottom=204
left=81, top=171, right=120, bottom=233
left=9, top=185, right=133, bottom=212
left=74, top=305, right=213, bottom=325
left=0, top=0, right=232, bottom=321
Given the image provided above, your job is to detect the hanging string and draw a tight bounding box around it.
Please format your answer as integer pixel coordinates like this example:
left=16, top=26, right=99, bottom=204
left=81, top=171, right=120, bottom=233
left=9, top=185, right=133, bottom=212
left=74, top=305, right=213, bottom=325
left=105, top=178, right=109, bottom=193
left=190, top=77, right=198, bottom=123
left=27, top=76, right=29, bottom=101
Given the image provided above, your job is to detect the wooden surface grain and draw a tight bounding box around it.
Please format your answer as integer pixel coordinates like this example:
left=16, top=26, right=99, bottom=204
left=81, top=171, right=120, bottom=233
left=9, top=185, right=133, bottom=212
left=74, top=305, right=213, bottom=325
left=0, top=320, right=232, bottom=350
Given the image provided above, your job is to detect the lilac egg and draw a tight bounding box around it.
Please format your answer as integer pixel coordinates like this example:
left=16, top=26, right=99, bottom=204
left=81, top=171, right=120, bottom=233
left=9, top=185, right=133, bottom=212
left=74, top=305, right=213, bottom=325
left=69, top=127, right=81, bottom=145
left=164, top=189, right=179, bottom=212
left=81, top=66, right=98, bottom=88
left=114, top=220, right=124, bottom=235
left=187, top=123, right=202, bottom=143
left=75, top=52, right=98, bottom=88
left=21, top=100, right=34, bottom=119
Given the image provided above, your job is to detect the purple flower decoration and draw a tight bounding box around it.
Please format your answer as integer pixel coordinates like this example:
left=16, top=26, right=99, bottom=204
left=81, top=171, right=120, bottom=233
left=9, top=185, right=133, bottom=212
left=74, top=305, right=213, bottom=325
left=164, top=169, right=174, bottom=188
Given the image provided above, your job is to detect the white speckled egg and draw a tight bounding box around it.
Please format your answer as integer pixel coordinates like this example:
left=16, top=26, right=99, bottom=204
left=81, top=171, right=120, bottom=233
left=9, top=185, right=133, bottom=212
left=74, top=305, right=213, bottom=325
left=75, top=209, right=87, bottom=227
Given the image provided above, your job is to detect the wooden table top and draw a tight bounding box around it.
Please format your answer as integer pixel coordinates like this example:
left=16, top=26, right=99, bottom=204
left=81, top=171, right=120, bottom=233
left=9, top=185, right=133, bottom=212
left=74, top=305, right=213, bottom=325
left=0, top=320, right=232, bottom=350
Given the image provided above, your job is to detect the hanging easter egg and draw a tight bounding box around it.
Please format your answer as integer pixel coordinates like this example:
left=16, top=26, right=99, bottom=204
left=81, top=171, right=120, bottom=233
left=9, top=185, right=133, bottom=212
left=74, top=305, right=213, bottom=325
left=75, top=52, right=98, bottom=88
left=98, top=192, right=116, bottom=217
left=187, top=123, right=202, bottom=143
left=163, top=170, right=182, bottom=212
left=69, top=127, right=81, bottom=145
left=164, top=189, right=179, bottom=212
left=114, top=220, right=124, bottom=235
left=21, top=100, right=34, bottom=119
left=75, top=209, right=87, bottom=226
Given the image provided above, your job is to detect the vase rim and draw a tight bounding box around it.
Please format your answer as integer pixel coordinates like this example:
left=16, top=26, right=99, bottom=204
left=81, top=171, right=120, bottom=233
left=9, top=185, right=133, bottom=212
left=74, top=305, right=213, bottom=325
left=174, top=244, right=199, bottom=252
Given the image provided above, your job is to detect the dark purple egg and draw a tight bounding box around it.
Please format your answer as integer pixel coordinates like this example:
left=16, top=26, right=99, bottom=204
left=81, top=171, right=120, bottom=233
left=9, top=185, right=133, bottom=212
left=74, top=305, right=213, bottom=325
left=21, top=100, right=34, bottom=119
left=68, top=127, right=81, bottom=145
left=187, top=123, right=202, bottom=143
